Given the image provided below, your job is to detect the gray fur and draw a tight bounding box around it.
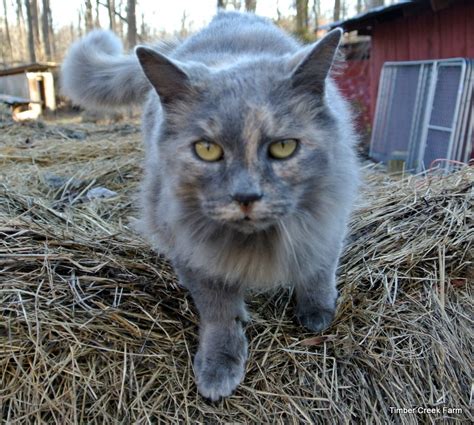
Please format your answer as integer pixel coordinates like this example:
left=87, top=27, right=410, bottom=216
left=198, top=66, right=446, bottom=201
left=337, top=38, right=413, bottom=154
left=61, top=30, right=179, bottom=107
left=62, top=11, right=359, bottom=401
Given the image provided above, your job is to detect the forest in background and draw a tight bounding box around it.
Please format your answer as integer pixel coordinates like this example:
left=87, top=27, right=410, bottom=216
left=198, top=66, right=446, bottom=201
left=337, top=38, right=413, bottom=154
left=0, top=0, right=391, bottom=68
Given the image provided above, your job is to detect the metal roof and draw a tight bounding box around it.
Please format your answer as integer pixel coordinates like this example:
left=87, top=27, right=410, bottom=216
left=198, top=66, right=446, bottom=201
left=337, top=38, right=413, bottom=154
left=0, top=62, right=58, bottom=77
left=327, top=0, right=459, bottom=34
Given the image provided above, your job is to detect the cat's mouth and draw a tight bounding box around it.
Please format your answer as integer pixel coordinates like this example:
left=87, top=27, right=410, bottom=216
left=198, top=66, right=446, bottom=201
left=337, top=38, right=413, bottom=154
left=224, top=215, right=275, bottom=234
left=202, top=200, right=290, bottom=234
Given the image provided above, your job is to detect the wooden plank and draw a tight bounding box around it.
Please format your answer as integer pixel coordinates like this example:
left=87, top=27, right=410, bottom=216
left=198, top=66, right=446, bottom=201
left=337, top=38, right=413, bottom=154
left=0, top=93, right=40, bottom=106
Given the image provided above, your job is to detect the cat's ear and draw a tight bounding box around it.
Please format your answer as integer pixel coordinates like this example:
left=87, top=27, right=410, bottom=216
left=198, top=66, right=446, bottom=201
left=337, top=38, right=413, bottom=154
left=135, top=46, right=190, bottom=104
left=290, top=28, right=342, bottom=94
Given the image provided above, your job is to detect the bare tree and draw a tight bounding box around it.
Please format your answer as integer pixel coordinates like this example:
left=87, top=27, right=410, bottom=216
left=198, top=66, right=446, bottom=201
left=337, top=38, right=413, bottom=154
left=41, top=0, right=51, bottom=60
left=295, top=0, right=309, bottom=38
left=127, top=0, right=137, bottom=48
left=313, top=0, right=320, bottom=34
left=25, top=0, right=36, bottom=62
left=217, top=0, right=226, bottom=9
left=16, top=0, right=26, bottom=36
left=179, top=10, right=188, bottom=38
left=356, top=0, right=362, bottom=13
left=84, top=0, right=94, bottom=31
left=47, top=2, right=55, bottom=58
left=95, top=0, right=100, bottom=27
left=107, top=0, right=116, bottom=31
left=245, top=0, right=256, bottom=12
left=77, top=10, right=83, bottom=37
left=140, top=11, right=147, bottom=39
left=31, top=0, right=40, bottom=50
left=228, top=0, right=241, bottom=10
left=3, top=0, right=13, bottom=61
left=333, top=0, right=341, bottom=22
left=367, top=0, right=384, bottom=9
left=117, top=0, right=124, bottom=38
left=15, top=0, right=27, bottom=63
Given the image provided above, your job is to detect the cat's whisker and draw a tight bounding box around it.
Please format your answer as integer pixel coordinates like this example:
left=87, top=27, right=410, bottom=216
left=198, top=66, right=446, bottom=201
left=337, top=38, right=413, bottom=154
left=277, top=219, right=300, bottom=271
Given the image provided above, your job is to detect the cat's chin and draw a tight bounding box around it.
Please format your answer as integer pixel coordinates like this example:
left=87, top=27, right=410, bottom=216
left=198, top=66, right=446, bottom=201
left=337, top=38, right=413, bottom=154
left=224, top=219, right=274, bottom=235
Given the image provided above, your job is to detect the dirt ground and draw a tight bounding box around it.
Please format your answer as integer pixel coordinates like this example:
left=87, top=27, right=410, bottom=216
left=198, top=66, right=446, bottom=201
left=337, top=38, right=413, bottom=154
left=0, top=114, right=472, bottom=424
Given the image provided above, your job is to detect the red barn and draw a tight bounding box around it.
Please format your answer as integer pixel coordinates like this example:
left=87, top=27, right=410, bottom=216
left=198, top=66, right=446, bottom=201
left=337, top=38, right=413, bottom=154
left=332, top=0, right=474, bottom=141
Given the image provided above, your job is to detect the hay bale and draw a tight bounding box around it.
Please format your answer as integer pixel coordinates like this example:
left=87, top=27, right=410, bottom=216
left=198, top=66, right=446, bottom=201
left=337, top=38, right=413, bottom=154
left=0, top=121, right=472, bottom=423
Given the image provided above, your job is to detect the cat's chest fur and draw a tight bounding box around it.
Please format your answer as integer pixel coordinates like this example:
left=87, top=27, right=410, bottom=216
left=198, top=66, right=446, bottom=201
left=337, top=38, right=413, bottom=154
left=138, top=139, right=347, bottom=288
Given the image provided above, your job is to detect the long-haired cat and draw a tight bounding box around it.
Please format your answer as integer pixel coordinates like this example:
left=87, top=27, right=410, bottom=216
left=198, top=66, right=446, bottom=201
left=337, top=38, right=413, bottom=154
left=62, top=11, right=359, bottom=401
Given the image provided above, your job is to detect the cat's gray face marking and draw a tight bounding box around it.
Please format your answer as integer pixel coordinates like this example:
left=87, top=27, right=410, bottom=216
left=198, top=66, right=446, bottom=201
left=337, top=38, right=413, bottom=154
left=155, top=62, right=335, bottom=235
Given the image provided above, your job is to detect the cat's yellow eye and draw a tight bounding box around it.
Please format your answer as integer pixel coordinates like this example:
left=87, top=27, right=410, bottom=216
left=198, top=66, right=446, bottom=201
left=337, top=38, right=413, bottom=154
left=268, top=139, right=298, bottom=159
left=194, top=141, right=224, bottom=162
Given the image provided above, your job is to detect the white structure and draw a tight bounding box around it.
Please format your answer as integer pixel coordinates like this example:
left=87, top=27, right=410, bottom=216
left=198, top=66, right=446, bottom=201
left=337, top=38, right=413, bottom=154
left=0, top=63, right=58, bottom=119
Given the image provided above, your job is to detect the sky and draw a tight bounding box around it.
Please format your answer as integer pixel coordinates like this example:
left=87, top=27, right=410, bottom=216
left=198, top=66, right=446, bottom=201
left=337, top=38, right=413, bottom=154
left=46, top=0, right=365, bottom=34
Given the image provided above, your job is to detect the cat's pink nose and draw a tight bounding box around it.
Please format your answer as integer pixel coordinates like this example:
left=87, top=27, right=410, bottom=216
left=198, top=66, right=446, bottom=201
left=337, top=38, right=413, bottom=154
left=232, top=192, right=263, bottom=216
left=232, top=192, right=263, bottom=204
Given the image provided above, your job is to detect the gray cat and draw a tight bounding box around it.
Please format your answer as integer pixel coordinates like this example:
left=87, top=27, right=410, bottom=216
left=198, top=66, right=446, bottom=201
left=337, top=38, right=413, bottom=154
left=61, top=11, right=359, bottom=401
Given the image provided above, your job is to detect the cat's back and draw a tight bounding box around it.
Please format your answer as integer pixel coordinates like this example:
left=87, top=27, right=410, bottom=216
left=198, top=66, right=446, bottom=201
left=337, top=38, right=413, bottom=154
left=173, top=11, right=300, bottom=64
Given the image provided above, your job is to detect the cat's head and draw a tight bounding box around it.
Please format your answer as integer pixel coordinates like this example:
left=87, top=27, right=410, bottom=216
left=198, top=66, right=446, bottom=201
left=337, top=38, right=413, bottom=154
left=136, top=30, right=343, bottom=235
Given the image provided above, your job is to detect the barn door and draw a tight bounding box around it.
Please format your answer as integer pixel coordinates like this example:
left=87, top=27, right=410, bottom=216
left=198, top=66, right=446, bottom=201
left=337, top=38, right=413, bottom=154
left=416, top=60, right=468, bottom=171
left=370, top=58, right=473, bottom=173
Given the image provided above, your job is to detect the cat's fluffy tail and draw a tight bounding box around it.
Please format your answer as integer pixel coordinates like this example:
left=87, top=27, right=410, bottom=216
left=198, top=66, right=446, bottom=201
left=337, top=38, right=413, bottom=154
left=61, top=30, right=150, bottom=108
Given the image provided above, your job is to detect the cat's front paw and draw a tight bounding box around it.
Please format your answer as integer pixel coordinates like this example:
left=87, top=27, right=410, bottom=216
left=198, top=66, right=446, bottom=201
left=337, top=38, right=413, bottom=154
left=194, top=349, right=246, bottom=401
left=297, top=307, right=335, bottom=333
left=194, top=323, right=248, bottom=401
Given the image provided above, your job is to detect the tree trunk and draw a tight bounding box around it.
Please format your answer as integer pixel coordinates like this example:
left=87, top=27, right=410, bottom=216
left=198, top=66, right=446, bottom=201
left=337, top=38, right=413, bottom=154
left=357, top=0, right=362, bottom=14
left=140, top=12, right=147, bottom=39
left=25, top=0, right=36, bottom=62
left=295, top=0, right=308, bottom=38
left=117, top=0, right=123, bottom=38
left=107, top=0, right=116, bottom=31
left=84, top=0, right=93, bottom=31
left=217, top=0, right=226, bottom=10
left=245, top=0, right=256, bottom=12
left=41, top=0, right=51, bottom=60
left=368, top=0, right=384, bottom=8
left=15, top=0, right=26, bottom=64
left=31, top=0, right=40, bottom=47
left=95, top=0, right=100, bottom=27
left=333, top=0, right=341, bottom=22
left=77, top=10, right=83, bottom=37
left=48, top=2, right=55, bottom=58
left=0, top=27, right=5, bottom=65
left=127, top=0, right=136, bottom=48
left=16, top=0, right=26, bottom=37
left=313, top=0, right=320, bottom=34
left=3, top=0, right=13, bottom=61
left=180, top=10, right=187, bottom=38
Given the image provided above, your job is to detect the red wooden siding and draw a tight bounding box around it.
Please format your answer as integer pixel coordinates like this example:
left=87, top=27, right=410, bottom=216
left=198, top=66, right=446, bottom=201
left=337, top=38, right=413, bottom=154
left=334, top=59, right=371, bottom=138
left=370, top=1, right=474, bottom=119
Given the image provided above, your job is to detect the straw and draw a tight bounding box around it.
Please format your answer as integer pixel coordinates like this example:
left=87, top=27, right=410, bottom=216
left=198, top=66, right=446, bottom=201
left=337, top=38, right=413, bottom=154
left=1, top=119, right=472, bottom=423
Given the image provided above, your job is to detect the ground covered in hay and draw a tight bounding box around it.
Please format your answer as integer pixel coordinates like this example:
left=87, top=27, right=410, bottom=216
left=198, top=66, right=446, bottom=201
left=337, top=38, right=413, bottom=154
left=0, top=118, right=472, bottom=424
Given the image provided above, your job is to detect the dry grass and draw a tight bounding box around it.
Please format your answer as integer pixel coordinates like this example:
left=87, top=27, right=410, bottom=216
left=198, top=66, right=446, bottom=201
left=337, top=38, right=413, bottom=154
left=0, top=118, right=472, bottom=424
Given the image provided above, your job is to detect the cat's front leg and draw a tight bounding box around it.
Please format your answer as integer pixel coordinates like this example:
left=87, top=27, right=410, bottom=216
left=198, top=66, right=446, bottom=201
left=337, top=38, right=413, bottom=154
left=295, top=267, right=339, bottom=333
left=177, top=267, right=248, bottom=401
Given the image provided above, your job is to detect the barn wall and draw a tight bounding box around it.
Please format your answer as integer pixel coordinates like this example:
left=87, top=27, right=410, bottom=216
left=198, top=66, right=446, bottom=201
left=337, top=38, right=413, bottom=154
left=370, top=1, right=474, bottom=118
left=334, top=59, right=371, bottom=140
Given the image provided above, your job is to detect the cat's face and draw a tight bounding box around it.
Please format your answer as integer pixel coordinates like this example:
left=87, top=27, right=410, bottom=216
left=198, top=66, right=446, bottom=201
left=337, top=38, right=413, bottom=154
left=136, top=30, right=342, bottom=235
left=162, top=72, right=336, bottom=234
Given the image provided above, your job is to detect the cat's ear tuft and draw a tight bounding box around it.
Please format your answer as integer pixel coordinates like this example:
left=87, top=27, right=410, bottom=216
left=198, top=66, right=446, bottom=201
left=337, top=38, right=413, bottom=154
left=290, top=28, right=343, bottom=94
left=135, top=46, right=190, bottom=104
